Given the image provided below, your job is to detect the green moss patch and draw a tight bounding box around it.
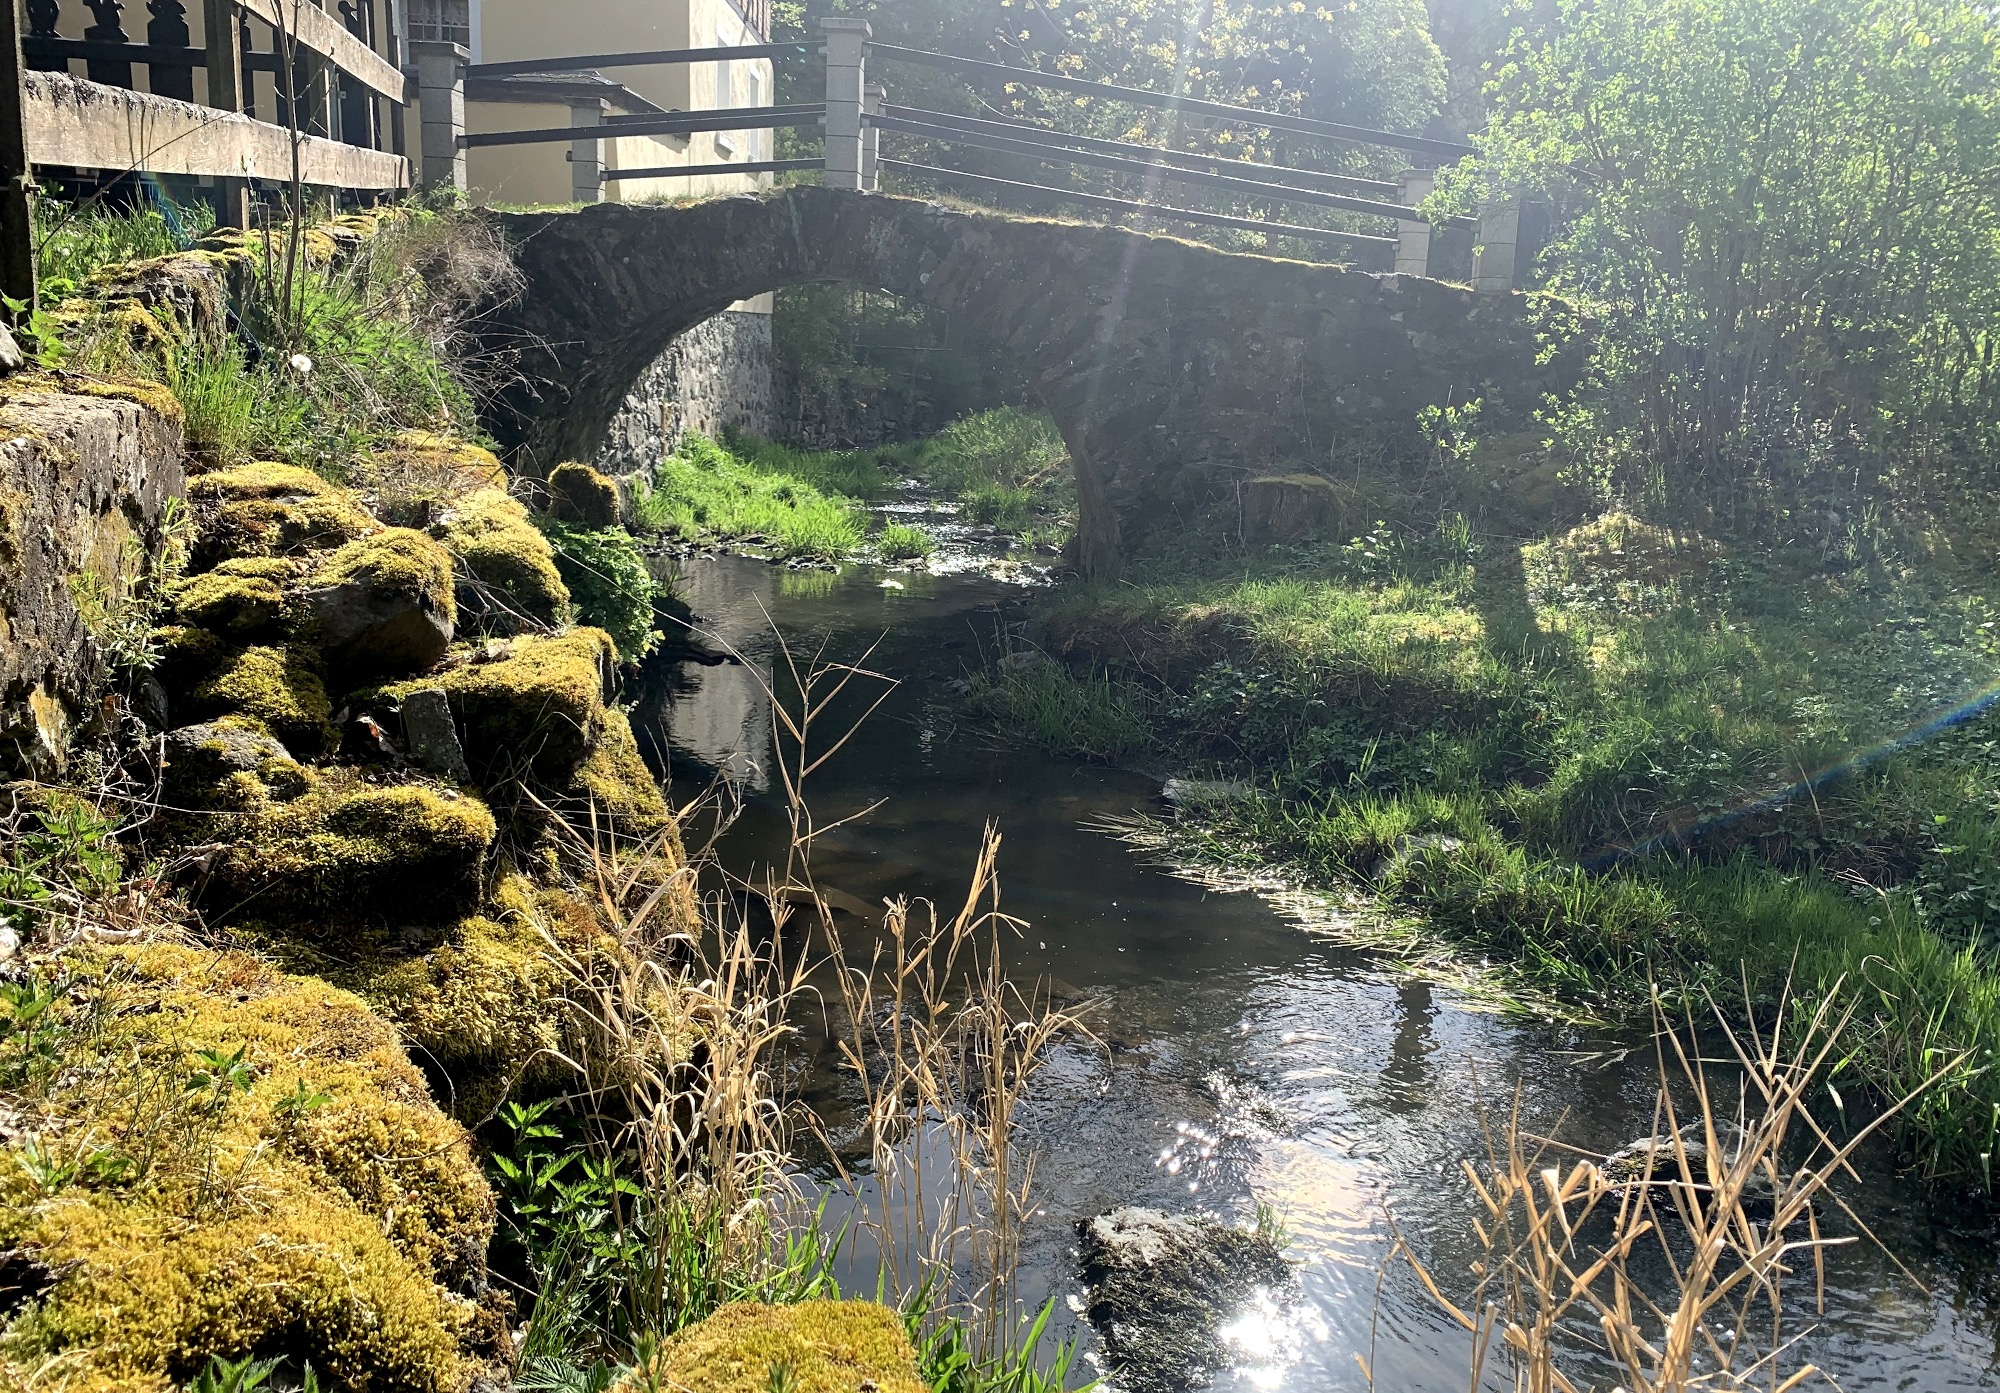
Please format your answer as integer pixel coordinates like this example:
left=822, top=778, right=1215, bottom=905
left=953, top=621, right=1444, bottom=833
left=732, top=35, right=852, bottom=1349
left=183, top=644, right=335, bottom=756
left=167, top=557, right=299, bottom=640
left=0, top=941, right=497, bottom=1393
left=434, top=488, right=571, bottom=633
left=622, top=1301, right=927, bottom=1393
left=546, top=462, right=621, bottom=528
left=561, top=709, right=671, bottom=841
left=188, top=461, right=372, bottom=564
left=205, top=775, right=497, bottom=929
left=381, top=630, right=615, bottom=786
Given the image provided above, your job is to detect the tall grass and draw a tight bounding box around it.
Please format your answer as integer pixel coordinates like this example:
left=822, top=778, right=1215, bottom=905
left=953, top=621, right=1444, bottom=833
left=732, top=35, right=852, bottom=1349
left=635, top=434, right=865, bottom=560
left=34, top=195, right=216, bottom=302
left=496, top=629, right=1093, bottom=1391
left=1385, top=984, right=1936, bottom=1393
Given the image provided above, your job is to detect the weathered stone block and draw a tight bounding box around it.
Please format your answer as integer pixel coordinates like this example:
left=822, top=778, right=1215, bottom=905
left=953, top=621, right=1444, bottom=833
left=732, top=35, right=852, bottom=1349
left=0, top=383, right=184, bottom=772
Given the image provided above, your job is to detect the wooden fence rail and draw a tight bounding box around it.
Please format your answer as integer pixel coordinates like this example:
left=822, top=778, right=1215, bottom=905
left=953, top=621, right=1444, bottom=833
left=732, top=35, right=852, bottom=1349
left=1, top=0, right=418, bottom=311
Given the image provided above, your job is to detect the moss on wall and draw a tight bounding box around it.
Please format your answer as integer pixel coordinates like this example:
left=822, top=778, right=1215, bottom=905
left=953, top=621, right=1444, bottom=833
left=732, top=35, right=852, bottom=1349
left=433, top=487, right=571, bottom=633
left=620, top=1301, right=926, bottom=1393
left=189, top=461, right=373, bottom=564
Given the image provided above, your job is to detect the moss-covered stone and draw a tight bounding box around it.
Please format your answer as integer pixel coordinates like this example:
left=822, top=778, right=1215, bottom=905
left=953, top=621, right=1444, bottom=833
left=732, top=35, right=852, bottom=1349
left=618, top=1301, right=927, bottom=1393
left=341, top=875, right=597, bottom=1119
left=167, top=557, right=299, bottom=640
left=381, top=629, right=615, bottom=785
left=150, top=623, right=233, bottom=700
left=562, top=708, right=671, bottom=841
left=161, top=717, right=308, bottom=814
left=0, top=941, right=497, bottom=1393
left=183, top=643, right=335, bottom=756
left=546, top=462, right=621, bottom=528
left=308, top=528, right=457, bottom=681
left=205, top=774, right=497, bottom=928
left=433, top=487, right=571, bottom=633
left=188, top=461, right=372, bottom=565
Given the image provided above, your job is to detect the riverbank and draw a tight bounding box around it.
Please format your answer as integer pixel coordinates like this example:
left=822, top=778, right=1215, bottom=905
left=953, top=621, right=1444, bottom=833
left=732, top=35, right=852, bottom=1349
left=961, top=500, right=2000, bottom=1196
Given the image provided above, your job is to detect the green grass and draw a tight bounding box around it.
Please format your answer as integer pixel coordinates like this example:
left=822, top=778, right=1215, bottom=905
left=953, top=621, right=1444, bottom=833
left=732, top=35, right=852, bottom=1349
left=34, top=194, right=216, bottom=304
left=878, top=522, right=935, bottom=562
left=890, top=407, right=1076, bottom=538
left=635, top=434, right=866, bottom=561
left=979, top=505, right=2000, bottom=1192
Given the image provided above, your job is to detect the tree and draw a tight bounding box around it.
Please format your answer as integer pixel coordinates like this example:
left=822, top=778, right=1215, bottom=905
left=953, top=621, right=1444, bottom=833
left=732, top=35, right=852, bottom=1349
left=1439, top=0, right=2000, bottom=506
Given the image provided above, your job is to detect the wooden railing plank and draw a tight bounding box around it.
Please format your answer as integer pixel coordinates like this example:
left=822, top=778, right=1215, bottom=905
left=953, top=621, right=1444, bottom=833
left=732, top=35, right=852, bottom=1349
left=235, top=0, right=411, bottom=106
left=24, top=70, right=408, bottom=188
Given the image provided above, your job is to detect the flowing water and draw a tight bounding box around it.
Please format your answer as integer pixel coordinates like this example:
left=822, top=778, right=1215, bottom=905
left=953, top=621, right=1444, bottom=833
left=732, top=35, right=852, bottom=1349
left=634, top=547, right=2000, bottom=1392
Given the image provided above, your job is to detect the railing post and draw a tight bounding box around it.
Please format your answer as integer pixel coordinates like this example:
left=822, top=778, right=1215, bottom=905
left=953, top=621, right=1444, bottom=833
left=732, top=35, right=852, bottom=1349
left=205, top=0, right=251, bottom=227
left=1474, top=197, right=1521, bottom=293
left=147, top=0, right=196, bottom=102
left=819, top=17, right=868, bottom=192
left=568, top=98, right=605, bottom=205
left=1394, top=169, right=1433, bottom=277
left=860, top=80, right=883, bottom=192
left=0, top=0, right=35, bottom=320
left=410, top=38, right=467, bottom=192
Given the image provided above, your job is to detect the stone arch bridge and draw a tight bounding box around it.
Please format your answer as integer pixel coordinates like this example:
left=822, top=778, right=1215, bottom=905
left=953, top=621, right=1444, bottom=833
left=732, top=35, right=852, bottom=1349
left=485, top=186, right=1579, bottom=576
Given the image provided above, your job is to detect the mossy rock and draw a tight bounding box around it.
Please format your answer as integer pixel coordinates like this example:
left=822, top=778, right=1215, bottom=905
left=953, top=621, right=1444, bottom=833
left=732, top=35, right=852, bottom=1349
left=618, top=1301, right=926, bottom=1393
left=363, top=432, right=508, bottom=529
left=308, top=528, right=457, bottom=682
left=3, top=370, right=185, bottom=422
left=204, top=774, right=497, bottom=929
left=0, top=941, right=498, bottom=1393
left=340, top=877, right=600, bottom=1119
left=167, top=557, right=300, bottom=640
left=150, top=623, right=233, bottom=700
left=161, top=717, right=309, bottom=814
left=188, top=461, right=372, bottom=565
left=433, top=488, right=571, bottom=634
left=546, top=462, right=621, bottom=528
left=379, top=629, right=615, bottom=786
left=183, top=643, right=335, bottom=756
left=560, top=709, right=671, bottom=842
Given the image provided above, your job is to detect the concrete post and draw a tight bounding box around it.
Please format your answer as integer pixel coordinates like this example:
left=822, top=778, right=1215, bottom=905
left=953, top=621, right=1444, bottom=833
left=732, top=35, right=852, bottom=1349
left=411, top=39, right=467, bottom=193
left=1394, top=169, right=1434, bottom=277
left=1474, top=198, right=1522, bottom=293
left=569, top=98, right=606, bottom=204
left=820, top=17, right=870, bottom=192
left=860, top=80, right=884, bottom=192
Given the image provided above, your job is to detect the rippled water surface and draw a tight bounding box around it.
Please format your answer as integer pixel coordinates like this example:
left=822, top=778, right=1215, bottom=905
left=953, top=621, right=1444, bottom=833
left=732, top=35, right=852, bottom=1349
left=635, top=551, right=2000, bottom=1392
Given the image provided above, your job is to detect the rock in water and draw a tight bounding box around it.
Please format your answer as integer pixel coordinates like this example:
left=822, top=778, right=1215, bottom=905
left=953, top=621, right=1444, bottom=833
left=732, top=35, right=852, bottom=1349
left=1076, top=1206, right=1292, bottom=1393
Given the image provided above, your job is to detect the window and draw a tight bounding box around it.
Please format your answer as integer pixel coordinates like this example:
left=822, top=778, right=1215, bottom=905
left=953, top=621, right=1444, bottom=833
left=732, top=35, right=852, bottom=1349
left=409, top=0, right=470, bottom=44
left=714, top=22, right=737, bottom=156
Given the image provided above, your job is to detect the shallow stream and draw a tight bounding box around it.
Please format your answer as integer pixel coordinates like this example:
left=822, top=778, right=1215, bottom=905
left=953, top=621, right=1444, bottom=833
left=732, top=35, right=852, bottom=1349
left=634, top=548, right=2000, bottom=1392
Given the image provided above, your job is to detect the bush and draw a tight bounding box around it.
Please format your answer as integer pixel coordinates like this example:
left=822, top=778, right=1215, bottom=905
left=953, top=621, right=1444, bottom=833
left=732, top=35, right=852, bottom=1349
left=533, top=519, right=662, bottom=661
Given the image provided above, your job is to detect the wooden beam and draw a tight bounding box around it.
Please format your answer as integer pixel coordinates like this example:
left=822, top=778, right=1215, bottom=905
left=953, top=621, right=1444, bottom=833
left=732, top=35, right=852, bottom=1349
left=24, top=71, right=409, bottom=189
left=235, top=0, right=412, bottom=106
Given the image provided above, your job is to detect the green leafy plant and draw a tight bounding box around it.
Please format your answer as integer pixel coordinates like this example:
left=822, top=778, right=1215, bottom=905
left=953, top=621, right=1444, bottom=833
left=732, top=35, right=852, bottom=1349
left=533, top=519, right=664, bottom=661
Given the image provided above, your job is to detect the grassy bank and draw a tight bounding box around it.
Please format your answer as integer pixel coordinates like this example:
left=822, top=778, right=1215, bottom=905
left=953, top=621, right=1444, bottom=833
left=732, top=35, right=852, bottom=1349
left=970, top=507, right=2000, bottom=1191
left=633, top=410, right=1075, bottom=563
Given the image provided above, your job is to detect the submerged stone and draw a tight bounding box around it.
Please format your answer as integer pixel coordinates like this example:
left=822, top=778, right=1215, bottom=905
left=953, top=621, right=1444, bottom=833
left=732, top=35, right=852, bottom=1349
left=1077, top=1206, right=1293, bottom=1393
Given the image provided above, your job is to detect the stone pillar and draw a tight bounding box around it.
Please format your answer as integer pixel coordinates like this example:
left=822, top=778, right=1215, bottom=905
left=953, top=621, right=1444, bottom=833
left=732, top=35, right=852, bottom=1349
left=860, top=80, right=884, bottom=192
left=1475, top=197, right=1522, bottom=293
left=819, top=17, right=869, bottom=192
left=411, top=39, right=467, bottom=193
left=1395, top=169, right=1433, bottom=277
left=569, top=98, right=606, bottom=205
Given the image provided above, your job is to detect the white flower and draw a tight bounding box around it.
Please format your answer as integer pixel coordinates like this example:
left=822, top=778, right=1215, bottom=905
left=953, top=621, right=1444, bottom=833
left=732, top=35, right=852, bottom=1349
left=288, top=353, right=314, bottom=375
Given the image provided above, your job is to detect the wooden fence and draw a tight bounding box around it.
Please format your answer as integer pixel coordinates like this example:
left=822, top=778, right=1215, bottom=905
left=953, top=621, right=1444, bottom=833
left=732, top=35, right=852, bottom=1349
left=0, top=0, right=419, bottom=308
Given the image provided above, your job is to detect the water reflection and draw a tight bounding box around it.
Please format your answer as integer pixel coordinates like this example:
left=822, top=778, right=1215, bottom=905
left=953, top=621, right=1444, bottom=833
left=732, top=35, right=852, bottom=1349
left=635, top=552, right=2000, bottom=1393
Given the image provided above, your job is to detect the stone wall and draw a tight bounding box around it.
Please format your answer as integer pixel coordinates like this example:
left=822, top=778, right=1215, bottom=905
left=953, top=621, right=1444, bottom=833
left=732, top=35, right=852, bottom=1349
left=595, top=309, right=775, bottom=478
left=0, top=383, right=186, bottom=772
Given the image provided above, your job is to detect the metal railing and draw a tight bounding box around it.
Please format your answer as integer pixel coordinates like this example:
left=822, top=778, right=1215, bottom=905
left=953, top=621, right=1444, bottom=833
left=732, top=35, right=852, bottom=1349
left=421, top=21, right=1522, bottom=287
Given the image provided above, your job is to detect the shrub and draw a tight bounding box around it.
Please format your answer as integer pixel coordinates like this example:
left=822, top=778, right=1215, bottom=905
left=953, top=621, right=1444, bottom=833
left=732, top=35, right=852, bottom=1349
left=533, top=520, right=662, bottom=661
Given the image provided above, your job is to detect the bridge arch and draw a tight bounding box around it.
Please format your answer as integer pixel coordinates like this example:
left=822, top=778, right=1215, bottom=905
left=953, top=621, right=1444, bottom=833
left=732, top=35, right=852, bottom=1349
left=485, top=187, right=1576, bottom=576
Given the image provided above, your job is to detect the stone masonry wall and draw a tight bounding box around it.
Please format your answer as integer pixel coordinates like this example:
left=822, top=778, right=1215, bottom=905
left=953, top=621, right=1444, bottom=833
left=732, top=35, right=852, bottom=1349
left=595, top=309, right=775, bottom=479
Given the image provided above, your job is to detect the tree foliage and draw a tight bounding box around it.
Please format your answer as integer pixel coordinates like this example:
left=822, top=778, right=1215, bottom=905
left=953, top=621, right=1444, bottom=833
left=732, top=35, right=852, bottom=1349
left=1441, top=0, right=2000, bottom=507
